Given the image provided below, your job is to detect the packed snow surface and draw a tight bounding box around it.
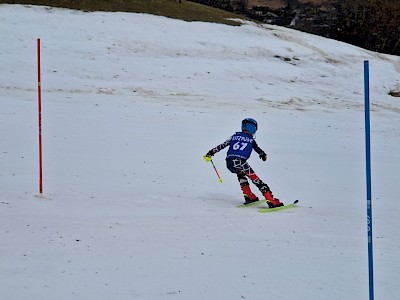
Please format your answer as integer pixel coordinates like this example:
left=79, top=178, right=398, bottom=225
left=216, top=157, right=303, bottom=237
left=1, top=4, right=400, bottom=300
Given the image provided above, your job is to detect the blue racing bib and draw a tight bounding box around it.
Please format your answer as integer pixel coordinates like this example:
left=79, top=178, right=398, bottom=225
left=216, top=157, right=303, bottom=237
left=226, top=132, right=254, bottom=160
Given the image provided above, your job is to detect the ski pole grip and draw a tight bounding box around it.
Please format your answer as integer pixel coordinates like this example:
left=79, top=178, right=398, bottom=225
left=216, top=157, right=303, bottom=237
left=203, top=155, right=212, bottom=162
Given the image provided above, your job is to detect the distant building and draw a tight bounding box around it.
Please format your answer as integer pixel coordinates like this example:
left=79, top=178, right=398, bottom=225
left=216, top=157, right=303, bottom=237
left=231, top=0, right=325, bottom=11
left=230, top=0, right=286, bottom=10
left=247, top=0, right=286, bottom=10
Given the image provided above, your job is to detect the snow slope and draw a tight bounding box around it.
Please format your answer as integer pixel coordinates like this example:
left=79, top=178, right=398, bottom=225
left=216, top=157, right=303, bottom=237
left=1, top=4, right=400, bottom=300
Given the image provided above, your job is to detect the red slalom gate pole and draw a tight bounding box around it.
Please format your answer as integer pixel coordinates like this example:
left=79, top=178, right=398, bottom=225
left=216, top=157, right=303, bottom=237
left=37, top=38, right=43, bottom=195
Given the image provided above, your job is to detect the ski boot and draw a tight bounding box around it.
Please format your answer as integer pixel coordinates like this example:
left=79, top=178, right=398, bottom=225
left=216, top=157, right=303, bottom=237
left=243, top=194, right=259, bottom=205
left=263, top=191, right=284, bottom=208
left=241, top=185, right=259, bottom=205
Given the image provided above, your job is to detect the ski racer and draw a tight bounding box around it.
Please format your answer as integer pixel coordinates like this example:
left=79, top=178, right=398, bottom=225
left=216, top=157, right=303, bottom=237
left=204, top=118, right=284, bottom=207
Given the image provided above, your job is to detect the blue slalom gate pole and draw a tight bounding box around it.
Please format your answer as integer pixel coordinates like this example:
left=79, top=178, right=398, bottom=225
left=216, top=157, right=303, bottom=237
left=364, top=60, right=374, bottom=300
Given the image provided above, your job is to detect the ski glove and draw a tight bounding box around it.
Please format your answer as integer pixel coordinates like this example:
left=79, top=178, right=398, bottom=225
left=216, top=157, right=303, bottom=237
left=206, top=149, right=217, bottom=156
left=259, top=152, right=267, bottom=161
left=204, top=149, right=216, bottom=162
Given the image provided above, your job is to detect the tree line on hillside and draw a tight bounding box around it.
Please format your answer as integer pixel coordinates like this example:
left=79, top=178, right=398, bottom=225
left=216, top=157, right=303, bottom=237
left=187, top=0, right=400, bottom=56
left=336, top=0, right=400, bottom=56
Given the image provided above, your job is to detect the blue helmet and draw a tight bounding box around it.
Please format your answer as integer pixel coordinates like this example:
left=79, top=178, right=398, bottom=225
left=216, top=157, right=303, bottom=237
left=241, top=118, right=258, bottom=135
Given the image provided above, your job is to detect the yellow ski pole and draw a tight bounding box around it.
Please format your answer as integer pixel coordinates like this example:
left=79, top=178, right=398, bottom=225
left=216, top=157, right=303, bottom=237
left=203, top=155, right=223, bottom=183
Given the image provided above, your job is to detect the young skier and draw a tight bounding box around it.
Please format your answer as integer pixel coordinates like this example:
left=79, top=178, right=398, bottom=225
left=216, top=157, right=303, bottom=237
left=204, top=118, right=284, bottom=207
